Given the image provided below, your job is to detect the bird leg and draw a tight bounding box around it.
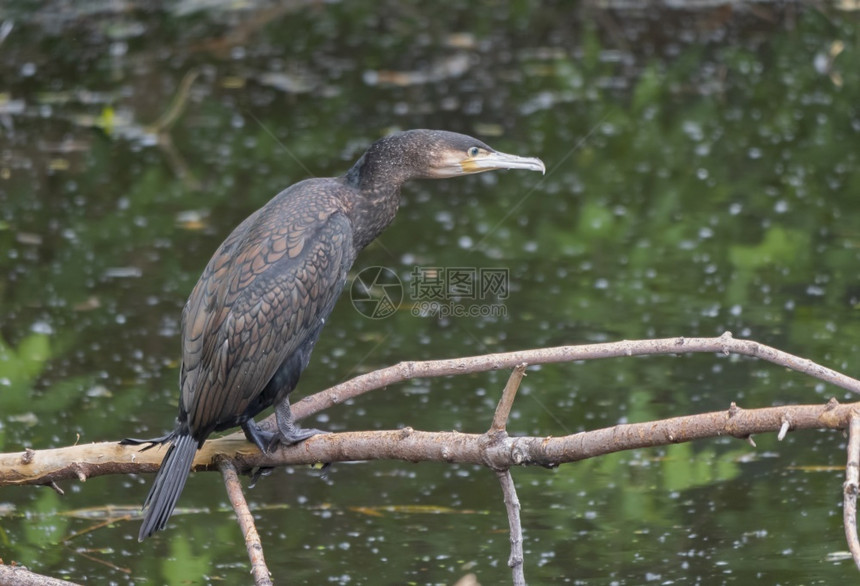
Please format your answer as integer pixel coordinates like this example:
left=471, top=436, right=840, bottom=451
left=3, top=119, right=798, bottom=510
left=239, top=399, right=327, bottom=454
left=272, top=398, right=327, bottom=450
left=241, top=399, right=330, bottom=490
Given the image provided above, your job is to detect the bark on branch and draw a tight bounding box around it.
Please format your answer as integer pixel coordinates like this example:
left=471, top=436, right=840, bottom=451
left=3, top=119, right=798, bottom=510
left=1, top=399, right=855, bottom=486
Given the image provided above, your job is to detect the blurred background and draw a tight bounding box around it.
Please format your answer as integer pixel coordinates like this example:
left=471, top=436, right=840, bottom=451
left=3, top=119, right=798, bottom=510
left=2, top=1, right=860, bottom=583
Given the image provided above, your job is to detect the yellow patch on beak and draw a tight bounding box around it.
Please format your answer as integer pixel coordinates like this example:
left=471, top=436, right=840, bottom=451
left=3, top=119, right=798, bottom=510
left=460, top=151, right=546, bottom=175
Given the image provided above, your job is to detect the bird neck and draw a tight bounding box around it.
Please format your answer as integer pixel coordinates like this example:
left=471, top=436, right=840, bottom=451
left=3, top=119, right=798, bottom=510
left=343, top=154, right=404, bottom=251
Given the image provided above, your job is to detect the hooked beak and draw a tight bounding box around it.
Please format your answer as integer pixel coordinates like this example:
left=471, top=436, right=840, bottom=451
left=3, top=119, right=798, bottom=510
left=461, top=150, right=546, bottom=175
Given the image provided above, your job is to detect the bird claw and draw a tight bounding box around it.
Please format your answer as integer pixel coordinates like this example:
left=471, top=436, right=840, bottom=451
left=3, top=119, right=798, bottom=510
left=266, top=428, right=329, bottom=452
left=248, top=466, right=274, bottom=488
left=264, top=436, right=281, bottom=454
left=119, top=433, right=175, bottom=451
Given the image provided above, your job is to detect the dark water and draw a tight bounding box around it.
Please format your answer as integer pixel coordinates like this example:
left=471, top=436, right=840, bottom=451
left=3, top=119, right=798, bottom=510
left=2, top=1, right=860, bottom=584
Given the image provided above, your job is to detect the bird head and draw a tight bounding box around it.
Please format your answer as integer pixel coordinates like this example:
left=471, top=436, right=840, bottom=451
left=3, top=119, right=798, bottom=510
left=395, top=129, right=546, bottom=179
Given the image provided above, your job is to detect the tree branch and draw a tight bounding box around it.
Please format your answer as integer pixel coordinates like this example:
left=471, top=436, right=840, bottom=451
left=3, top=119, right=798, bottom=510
left=844, top=412, right=860, bottom=571
left=496, top=470, right=525, bottom=586
left=490, top=365, right=528, bottom=584
left=284, top=333, right=860, bottom=430
left=0, top=564, right=81, bottom=586
left=1, top=400, right=855, bottom=487
left=491, top=363, right=527, bottom=432
left=220, top=460, right=273, bottom=586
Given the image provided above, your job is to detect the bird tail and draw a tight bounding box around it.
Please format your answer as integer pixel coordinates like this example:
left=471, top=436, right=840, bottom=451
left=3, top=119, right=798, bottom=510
left=138, top=430, right=199, bottom=541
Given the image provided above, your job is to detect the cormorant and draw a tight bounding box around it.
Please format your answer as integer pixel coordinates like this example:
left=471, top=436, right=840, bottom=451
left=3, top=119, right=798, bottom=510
left=126, top=129, right=545, bottom=540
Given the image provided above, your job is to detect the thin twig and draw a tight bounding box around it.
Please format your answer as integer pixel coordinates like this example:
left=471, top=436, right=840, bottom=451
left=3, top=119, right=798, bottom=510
left=157, top=132, right=201, bottom=191
left=491, top=363, right=528, bottom=432
left=844, top=412, right=860, bottom=571
left=148, top=68, right=200, bottom=133
left=219, top=460, right=273, bottom=586
left=496, top=469, right=525, bottom=586
left=61, top=514, right=133, bottom=544
left=68, top=548, right=130, bottom=575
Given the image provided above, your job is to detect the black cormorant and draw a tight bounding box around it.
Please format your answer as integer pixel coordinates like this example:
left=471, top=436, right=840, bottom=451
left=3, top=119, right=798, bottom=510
left=126, top=129, right=545, bottom=540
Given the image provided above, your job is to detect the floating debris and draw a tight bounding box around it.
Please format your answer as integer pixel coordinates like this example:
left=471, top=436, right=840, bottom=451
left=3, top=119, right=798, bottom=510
left=255, top=71, right=315, bottom=94
left=102, top=267, right=143, bottom=279
left=364, top=53, right=473, bottom=87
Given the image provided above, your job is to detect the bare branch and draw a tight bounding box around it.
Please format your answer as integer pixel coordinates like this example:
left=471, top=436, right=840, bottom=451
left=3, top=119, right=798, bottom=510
left=844, top=412, right=860, bottom=570
left=220, top=460, right=272, bottom=586
left=4, top=335, right=853, bottom=488
left=0, top=564, right=81, bottom=586
left=2, top=400, right=855, bottom=487
left=285, top=334, right=860, bottom=427
left=496, top=470, right=525, bottom=585
left=491, top=364, right=528, bottom=433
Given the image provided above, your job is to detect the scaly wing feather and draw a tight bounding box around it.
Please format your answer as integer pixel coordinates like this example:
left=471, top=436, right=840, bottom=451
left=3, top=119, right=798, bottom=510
left=179, top=187, right=354, bottom=438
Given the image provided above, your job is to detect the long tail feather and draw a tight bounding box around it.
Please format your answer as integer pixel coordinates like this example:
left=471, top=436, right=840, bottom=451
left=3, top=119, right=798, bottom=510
left=138, top=431, right=198, bottom=541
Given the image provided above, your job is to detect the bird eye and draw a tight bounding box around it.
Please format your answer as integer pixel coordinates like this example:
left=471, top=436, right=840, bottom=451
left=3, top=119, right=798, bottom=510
left=467, top=146, right=481, bottom=157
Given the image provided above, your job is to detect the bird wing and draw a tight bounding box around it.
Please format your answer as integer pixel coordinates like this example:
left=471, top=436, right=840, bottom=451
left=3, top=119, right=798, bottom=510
left=179, top=194, right=354, bottom=437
